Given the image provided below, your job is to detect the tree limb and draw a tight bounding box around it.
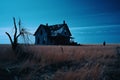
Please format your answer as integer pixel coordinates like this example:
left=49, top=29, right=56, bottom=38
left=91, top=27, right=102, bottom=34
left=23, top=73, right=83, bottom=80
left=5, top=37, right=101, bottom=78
left=13, top=17, right=17, bottom=44
left=5, top=32, right=13, bottom=45
left=16, top=33, right=21, bottom=39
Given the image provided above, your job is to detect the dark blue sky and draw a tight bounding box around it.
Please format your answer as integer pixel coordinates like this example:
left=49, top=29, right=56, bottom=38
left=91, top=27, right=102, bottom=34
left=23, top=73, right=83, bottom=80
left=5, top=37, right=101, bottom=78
left=0, top=0, right=120, bottom=44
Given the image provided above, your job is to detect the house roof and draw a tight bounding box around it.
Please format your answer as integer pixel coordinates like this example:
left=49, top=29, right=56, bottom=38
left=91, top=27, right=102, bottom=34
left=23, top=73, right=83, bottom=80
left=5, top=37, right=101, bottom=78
left=34, top=21, right=72, bottom=36
left=34, top=24, right=50, bottom=35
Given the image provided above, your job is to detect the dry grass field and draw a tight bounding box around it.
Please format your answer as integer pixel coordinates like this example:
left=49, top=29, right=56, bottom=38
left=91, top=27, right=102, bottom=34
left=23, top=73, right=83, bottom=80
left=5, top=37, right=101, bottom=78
left=0, top=44, right=120, bottom=80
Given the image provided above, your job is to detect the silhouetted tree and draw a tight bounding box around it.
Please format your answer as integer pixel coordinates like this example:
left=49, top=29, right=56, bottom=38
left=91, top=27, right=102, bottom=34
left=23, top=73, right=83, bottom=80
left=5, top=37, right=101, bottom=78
left=5, top=17, right=32, bottom=50
left=5, top=17, right=21, bottom=49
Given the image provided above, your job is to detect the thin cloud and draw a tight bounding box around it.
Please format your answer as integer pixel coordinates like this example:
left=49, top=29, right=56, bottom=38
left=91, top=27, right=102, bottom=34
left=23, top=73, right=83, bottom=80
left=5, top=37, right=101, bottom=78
left=70, top=24, right=120, bottom=30
left=70, top=24, right=120, bottom=35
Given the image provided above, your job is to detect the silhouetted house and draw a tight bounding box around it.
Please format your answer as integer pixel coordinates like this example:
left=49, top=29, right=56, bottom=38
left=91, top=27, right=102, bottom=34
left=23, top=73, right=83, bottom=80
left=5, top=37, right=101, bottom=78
left=34, top=21, right=72, bottom=45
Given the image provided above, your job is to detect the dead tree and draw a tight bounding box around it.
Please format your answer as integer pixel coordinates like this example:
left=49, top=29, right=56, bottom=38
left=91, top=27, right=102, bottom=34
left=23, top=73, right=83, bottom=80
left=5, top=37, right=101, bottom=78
left=6, top=17, right=33, bottom=50
left=5, top=17, right=22, bottom=49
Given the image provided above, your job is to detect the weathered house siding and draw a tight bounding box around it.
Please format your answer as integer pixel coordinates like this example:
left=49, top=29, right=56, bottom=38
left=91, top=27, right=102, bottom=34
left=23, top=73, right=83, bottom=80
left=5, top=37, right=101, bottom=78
left=35, top=26, right=48, bottom=45
left=34, top=21, right=72, bottom=45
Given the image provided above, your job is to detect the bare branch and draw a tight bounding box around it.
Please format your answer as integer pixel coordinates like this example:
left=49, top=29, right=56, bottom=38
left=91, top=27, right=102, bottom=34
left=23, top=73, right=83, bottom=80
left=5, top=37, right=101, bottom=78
left=5, top=32, right=13, bottom=45
left=13, top=17, right=17, bottom=44
left=16, top=33, right=21, bottom=39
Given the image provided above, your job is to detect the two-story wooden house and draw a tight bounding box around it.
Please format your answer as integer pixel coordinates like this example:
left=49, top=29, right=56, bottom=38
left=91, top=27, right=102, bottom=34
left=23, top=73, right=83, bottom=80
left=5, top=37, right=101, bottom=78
left=34, top=21, right=72, bottom=45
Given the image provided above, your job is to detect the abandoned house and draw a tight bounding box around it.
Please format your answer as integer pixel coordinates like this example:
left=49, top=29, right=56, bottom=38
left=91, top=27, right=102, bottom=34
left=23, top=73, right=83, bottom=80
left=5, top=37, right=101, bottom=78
left=34, top=21, right=72, bottom=45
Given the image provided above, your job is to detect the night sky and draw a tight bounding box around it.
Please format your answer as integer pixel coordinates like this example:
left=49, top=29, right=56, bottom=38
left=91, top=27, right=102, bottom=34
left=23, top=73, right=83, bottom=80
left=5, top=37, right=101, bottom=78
left=0, top=0, right=120, bottom=44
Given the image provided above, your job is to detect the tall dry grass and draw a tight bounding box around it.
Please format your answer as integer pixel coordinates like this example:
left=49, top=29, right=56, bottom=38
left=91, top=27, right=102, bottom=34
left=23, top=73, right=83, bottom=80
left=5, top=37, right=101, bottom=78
left=27, top=45, right=117, bottom=64
left=0, top=44, right=119, bottom=80
left=19, top=45, right=118, bottom=80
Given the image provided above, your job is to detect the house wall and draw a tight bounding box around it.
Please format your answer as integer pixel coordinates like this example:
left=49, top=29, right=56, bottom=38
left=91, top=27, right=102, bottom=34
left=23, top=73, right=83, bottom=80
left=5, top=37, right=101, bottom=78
left=35, top=28, right=71, bottom=45
left=35, top=27, right=48, bottom=45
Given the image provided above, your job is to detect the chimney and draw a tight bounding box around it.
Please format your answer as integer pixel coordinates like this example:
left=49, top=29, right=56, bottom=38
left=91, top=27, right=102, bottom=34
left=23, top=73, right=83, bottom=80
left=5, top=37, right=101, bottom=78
left=63, top=20, right=65, bottom=24
left=46, top=23, right=48, bottom=26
